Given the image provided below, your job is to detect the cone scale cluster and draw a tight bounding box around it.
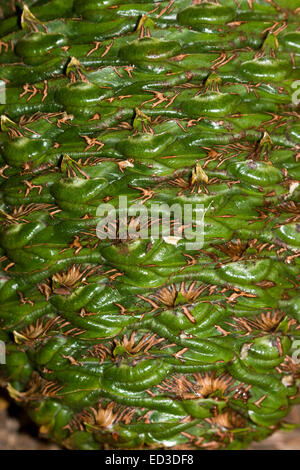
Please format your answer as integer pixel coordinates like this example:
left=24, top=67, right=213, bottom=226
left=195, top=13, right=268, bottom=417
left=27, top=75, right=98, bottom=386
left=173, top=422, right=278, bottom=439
left=0, top=0, right=300, bottom=450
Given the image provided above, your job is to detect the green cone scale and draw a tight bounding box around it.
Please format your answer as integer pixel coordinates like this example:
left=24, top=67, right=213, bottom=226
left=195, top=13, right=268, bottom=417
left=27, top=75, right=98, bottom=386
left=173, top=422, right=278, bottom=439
left=0, top=0, right=300, bottom=450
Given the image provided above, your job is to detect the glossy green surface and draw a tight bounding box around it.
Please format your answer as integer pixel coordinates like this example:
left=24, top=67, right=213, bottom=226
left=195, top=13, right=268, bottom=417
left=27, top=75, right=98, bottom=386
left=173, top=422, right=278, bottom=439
left=0, top=0, right=299, bottom=450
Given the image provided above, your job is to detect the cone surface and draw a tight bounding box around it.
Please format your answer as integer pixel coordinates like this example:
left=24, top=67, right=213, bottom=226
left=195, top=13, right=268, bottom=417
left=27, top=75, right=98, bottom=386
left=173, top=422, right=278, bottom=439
left=0, top=0, right=300, bottom=450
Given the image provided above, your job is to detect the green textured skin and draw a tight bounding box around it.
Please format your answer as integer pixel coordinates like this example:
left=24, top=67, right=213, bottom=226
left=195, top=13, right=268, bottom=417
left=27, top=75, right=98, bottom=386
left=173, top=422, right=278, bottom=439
left=0, top=0, right=300, bottom=450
